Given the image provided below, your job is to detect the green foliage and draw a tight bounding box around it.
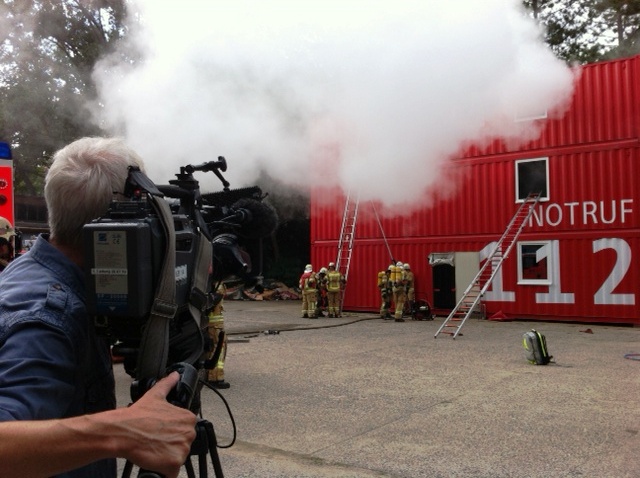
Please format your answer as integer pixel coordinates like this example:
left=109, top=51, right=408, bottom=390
left=594, top=0, right=640, bottom=58
left=523, top=0, right=640, bottom=63
left=0, top=0, right=130, bottom=195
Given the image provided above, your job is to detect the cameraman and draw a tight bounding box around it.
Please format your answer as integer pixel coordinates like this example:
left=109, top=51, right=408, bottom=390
left=0, top=137, right=197, bottom=478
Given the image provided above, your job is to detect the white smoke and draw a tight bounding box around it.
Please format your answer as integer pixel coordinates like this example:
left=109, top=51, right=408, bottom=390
left=93, top=0, right=577, bottom=212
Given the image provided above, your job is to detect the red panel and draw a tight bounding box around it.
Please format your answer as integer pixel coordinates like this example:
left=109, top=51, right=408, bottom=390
left=316, top=232, right=640, bottom=324
left=461, top=55, right=640, bottom=157
left=0, top=162, right=15, bottom=227
left=481, top=232, right=640, bottom=323
left=313, top=146, right=639, bottom=241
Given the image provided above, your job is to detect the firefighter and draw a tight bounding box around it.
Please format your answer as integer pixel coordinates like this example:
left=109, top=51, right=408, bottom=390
left=300, top=264, right=318, bottom=318
left=207, top=283, right=230, bottom=389
left=403, top=263, right=415, bottom=318
left=0, top=237, right=13, bottom=272
left=316, top=267, right=328, bottom=316
left=299, top=264, right=313, bottom=318
left=377, top=265, right=393, bottom=319
left=326, top=262, right=345, bottom=317
left=392, top=261, right=407, bottom=322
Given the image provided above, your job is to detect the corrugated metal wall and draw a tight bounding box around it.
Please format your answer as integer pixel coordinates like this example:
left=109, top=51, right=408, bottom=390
left=313, top=147, right=638, bottom=239
left=314, top=231, right=640, bottom=322
left=462, top=55, right=640, bottom=157
left=310, top=55, right=640, bottom=324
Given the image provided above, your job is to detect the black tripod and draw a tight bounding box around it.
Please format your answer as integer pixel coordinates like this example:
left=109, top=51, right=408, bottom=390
left=185, top=417, right=225, bottom=478
left=121, top=415, right=224, bottom=478
left=121, top=360, right=233, bottom=478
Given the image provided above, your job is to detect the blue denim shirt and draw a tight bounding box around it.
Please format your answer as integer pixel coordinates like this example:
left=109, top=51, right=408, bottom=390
left=0, top=235, right=116, bottom=478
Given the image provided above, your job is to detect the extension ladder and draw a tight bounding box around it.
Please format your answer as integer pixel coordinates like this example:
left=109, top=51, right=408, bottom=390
left=335, top=192, right=359, bottom=313
left=434, top=193, right=542, bottom=339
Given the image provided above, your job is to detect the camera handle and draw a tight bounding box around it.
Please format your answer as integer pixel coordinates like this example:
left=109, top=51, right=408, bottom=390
left=184, top=156, right=230, bottom=191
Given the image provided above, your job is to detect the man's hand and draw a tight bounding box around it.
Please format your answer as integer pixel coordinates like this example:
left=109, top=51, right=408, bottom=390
left=0, top=373, right=198, bottom=478
left=110, top=372, right=198, bottom=478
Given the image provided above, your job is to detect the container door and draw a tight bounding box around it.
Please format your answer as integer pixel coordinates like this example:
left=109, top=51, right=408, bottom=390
left=432, top=264, right=456, bottom=309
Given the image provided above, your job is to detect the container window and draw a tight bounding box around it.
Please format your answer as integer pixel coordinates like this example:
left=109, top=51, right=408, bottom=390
left=517, top=241, right=552, bottom=285
left=514, top=108, right=548, bottom=122
left=515, top=157, right=548, bottom=202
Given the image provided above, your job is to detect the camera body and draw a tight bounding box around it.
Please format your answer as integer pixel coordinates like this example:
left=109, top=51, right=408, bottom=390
left=84, top=204, right=196, bottom=342
left=83, top=158, right=277, bottom=377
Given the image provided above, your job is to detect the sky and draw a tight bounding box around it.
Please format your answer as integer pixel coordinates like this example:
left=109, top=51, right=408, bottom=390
left=92, top=0, right=578, bottom=214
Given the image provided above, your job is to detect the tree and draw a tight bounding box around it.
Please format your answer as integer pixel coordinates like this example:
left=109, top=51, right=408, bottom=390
left=523, top=0, right=640, bottom=63
left=0, top=0, right=131, bottom=195
left=593, top=0, right=640, bottom=58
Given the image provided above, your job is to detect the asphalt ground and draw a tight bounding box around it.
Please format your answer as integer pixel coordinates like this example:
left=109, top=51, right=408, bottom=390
left=114, top=300, right=640, bottom=478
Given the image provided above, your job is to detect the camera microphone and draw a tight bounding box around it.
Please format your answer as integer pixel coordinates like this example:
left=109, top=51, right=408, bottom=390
left=229, top=198, right=278, bottom=239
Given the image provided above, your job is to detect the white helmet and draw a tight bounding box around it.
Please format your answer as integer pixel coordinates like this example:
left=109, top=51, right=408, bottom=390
left=403, top=263, right=410, bottom=270
left=396, top=261, right=403, bottom=267
left=319, top=267, right=328, bottom=274
left=305, top=264, right=312, bottom=272
left=328, top=262, right=336, bottom=268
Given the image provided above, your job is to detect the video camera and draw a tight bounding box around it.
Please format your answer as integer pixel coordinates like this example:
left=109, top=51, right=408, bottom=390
left=83, top=156, right=278, bottom=381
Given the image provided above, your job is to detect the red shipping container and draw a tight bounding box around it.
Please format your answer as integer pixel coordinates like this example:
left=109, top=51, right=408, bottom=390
left=310, top=55, right=640, bottom=324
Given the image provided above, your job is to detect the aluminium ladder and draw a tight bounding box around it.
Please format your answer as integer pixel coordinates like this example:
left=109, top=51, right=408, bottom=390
left=434, top=192, right=542, bottom=339
left=335, top=192, right=359, bottom=314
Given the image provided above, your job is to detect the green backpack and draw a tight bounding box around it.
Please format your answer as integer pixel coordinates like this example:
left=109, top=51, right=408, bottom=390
left=523, top=329, right=553, bottom=365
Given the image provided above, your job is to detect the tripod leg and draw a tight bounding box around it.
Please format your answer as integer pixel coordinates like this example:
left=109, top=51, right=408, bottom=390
left=184, top=457, right=197, bottom=478
left=202, top=420, right=224, bottom=478
left=198, top=451, right=208, bottom=478
left=122, top=460, right=133, bottom=478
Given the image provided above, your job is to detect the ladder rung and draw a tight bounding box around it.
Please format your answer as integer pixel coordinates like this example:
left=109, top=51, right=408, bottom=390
left=336, top=193, right=359, bottom=317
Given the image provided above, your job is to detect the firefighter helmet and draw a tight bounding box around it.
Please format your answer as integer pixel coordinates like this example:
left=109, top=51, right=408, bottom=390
left=0, top=216, right=14, bottom=240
